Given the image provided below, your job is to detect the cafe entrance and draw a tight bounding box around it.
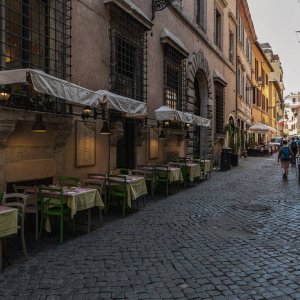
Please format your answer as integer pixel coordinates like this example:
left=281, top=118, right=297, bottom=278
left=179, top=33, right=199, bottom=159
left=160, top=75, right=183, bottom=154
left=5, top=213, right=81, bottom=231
left=116, top=119, right=136, bottom=169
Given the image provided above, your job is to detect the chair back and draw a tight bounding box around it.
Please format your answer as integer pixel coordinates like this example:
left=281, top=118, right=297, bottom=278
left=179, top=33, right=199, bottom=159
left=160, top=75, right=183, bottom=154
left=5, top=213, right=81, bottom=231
left=0, top=191, right=3, bottom=204
left=130, top=169, right=145, bottom=177
left=58, top=176, right=80, bottom=187
left=87, top=173, right=107, bottom=180
left=38, top=187, right=64, bottom=210
left=3, top=193, right=28, bottom=222
left=108, top=175, right=127, bottom=194
left=154, top=165, right=169, bottom=180
left=13, top=185, right=38, bottom=207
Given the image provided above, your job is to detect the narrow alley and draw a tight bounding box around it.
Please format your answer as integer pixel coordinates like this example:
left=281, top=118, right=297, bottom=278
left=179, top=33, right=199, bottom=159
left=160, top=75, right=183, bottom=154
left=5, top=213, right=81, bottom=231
left=1, top=156, right=300, bottom=299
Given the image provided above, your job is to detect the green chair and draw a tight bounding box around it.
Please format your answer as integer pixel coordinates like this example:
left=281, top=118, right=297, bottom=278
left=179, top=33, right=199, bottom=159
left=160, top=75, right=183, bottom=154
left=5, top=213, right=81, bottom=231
left=108, top=175, right=128, bottom=217
left=0, top=191, right=4, bottom=204
left=154, top=165, right=169, bottom=196
left=58, top=176, right=80, bottom=187
left=38, top=187, right=71, bottom=243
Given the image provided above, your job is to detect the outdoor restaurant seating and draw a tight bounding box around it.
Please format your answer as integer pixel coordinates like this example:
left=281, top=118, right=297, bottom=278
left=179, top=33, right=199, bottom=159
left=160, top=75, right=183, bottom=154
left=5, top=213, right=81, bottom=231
left=154, top=164, right=170, bottom=196
left=58, top=176, right=81, bottom=187
left=3, top=193, right=28, bottom=257
left=108, top=175, right=128, bottom=217
left=13, top=185, right=40, bottom=240
left=137, top=165, right=156, bottom=196
left=38, top=186, right=72, bottom=244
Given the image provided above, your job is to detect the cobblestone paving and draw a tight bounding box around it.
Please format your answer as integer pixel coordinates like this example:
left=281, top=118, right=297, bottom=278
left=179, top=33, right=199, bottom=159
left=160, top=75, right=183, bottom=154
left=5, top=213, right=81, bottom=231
left=1, top=156, right=300, bottom=299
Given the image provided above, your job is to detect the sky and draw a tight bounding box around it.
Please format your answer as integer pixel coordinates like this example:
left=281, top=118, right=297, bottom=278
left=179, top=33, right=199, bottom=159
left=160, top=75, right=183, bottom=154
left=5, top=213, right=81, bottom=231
left=248, top=0, right=300, bottom=96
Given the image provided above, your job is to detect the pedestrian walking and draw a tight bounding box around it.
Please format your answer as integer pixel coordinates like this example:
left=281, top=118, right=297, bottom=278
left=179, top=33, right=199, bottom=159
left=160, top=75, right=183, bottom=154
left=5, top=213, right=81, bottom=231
left=290, top=137, right=298, bottom=166
left=278, top=140, right=293, bottom=181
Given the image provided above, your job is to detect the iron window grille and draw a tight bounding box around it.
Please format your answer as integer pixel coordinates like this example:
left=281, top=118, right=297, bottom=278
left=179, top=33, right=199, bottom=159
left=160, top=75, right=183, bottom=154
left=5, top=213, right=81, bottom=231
left=109, top=4, right=148, bottom=103
left=163, top=44, right=185, bottom=111
left=0, top=0, right=72, bottom=113
left=215, top=82, right=225, bottom=134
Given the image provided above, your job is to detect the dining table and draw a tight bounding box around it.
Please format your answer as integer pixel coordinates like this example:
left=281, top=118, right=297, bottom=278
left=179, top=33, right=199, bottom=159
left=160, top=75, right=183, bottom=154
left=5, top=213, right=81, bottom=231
left=108, top=175, right=148, bottom=208
left=169, top=162, right=201, bottom=182
left=0, top=205, right=18, bottom=270
left=26, top=186, right=104, bottom=233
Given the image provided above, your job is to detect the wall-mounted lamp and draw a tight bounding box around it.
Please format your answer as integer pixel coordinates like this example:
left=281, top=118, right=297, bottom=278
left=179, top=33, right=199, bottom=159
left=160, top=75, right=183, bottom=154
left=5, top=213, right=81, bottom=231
left=159, top=130, right=166, bottom=139
left=81, top=105, right=92, bottom=119
left=100, top=121, right=110, bottom=135
left=164, top=121, right=170, bottom=128
left=0, top=85, right=11, bottom=101
left=32, top=115, right=47, bottom=133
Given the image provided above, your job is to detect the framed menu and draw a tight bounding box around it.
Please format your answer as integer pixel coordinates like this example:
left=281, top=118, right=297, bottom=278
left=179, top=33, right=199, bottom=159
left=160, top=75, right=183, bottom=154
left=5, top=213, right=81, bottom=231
left=75, top=121, right=96, bottom=167
left=149, top=127, right=159, bottom=159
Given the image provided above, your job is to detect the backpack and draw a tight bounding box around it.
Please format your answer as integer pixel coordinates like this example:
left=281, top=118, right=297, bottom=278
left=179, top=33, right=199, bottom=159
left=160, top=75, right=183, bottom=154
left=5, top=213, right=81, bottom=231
left=291, top=141, right=298, bottom=151
left=281, top=146, right=290, bottom=161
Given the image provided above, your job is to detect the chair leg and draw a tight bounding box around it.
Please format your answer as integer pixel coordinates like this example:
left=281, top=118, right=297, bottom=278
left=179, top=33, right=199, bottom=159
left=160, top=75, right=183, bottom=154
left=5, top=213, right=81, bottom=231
left=21, top=218, right=27, bottom=258
left=35, top=211, right=39, bottom=241
left=166, top=182, right=169, bottom=197
left=87, top=208, right=91, bottom=233
left=39, top=211, right=44, bottom=239
left=60, top=215, right=63, bottom=244
left=99, top=208, right=103, bottom=225
left=122, top=196, right=126, bottom=218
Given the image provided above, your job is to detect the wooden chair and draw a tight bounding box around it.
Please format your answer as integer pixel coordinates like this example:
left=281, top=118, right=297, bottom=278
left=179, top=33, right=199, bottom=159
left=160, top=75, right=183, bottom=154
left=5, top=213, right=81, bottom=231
left=108, top=175, right=128, bottom=217
left=3, top=193, right=28, bottom=258
left=58, top=176, right=80, bottom=187
left=38, top=187, right=71, bottom=244
left=13, top=185, right=40, bottom=240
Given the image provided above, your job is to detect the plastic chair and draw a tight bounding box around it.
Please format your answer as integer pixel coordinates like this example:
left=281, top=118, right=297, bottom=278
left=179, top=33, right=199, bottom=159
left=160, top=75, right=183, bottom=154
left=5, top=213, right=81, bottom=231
left=58, top=176, right=80, bottom=187
left=154, top=165, right=169, bottom=196
left=38, top=187, right=71, bottom=244
left=108, top=175, right=128, bottom=217
left=3, top=193, right=28, bottom=257
left=13, top=185, right=40, bottom=240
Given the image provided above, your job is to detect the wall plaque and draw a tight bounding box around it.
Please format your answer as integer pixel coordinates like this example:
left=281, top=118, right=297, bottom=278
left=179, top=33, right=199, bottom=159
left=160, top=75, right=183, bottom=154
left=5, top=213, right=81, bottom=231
left=75, top=121, right=96, bottom=167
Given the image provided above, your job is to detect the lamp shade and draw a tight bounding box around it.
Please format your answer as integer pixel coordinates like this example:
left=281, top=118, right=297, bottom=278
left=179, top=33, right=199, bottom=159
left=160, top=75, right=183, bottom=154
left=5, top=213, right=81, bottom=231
left=81, top=105, right=92, bottom=119
left=0, top=85, right=11, bottom=101
left=159, top=130, right=166, bottom=139
left=100, top=121, right=110, bottom=135
left=32, top=115, right=47, bottom=133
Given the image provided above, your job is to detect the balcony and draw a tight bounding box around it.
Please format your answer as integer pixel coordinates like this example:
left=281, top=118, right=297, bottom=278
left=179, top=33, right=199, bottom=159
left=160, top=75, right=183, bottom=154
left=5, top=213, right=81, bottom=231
left=290, top=101, right=300, bottom=109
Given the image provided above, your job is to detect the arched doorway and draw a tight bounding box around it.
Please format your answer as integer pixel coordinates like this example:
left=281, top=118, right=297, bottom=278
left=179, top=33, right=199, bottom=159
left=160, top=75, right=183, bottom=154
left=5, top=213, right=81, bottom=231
left=193, top=71, right=209, bottom=157
left=186, top=50, right=213, bottom=158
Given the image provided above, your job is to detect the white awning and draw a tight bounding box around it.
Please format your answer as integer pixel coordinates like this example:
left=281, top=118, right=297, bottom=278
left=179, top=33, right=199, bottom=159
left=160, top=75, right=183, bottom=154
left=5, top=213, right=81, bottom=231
left=248, top=122, right=276, bottom=134
left=0, top=69, right=147, bottom=117
left=154, top=106, right=210, bottom=127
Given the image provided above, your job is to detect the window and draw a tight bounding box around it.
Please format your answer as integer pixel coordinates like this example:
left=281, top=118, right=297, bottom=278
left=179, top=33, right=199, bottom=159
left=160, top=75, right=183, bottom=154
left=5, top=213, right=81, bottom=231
left=164, top=45, right=185, bottom=110
left=257, top=90, right=261, bottom=107
left=255, top=59, right=259, bottom=80
left=261, top=69, right=265, bottom=87
left=253, top=88, right=256, bottom=105
left=237, top=65, right=244, bottom=97
left=238, top=15, right=244, bottom=48
left=215, top=82, right=225, bottom=134
left=110, top=5, right=148, bottom=102
left=229, top=31, right=234, bottom=63
left=266, top=98, right=268, bottom=113
left=215, top=9, right=222, bottom=49
left=1, top=0, right=71, bottom=79
left=262, top=94, right=265, bottom=110
left=196, top=0, right=207, bottom=31
left=266, top=74, right=268, bottom=85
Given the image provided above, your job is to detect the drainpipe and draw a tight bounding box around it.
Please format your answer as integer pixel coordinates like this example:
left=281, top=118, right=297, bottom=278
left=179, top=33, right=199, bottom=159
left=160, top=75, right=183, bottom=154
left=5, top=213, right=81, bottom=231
left=0, top=0, right=5, bottom=70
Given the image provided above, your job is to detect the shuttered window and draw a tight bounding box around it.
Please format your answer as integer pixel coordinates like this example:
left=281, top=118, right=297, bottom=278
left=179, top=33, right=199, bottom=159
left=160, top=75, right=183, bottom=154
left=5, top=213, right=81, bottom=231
left=215, top=9, right=222, bottom=49
left=215, top=82, right=225, bottom=134
left=196, top=0, right=207, bottom=31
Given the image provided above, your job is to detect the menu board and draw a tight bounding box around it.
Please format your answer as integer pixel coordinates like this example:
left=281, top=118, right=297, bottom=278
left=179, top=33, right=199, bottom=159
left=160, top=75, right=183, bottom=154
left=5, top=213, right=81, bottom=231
left=149, top=127, right=159, bottom=159
left=75, top=121, right=96, bottom=167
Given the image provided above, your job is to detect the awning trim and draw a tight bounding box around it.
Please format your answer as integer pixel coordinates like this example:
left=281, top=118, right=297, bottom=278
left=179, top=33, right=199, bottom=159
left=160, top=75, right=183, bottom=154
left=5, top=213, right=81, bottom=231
left=155, top=106, right=210, bottom=127
left=0, top=69, right=147, bottom=117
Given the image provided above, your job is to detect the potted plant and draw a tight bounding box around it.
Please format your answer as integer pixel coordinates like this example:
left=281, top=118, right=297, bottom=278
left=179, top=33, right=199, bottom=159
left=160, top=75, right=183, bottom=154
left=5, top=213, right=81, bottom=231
left=225, top=123, right=240, bottom=167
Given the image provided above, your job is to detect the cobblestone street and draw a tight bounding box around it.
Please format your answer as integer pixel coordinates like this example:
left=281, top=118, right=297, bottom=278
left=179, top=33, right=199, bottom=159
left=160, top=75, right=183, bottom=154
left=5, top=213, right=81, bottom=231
left=2, top=156, right=300, bottom=299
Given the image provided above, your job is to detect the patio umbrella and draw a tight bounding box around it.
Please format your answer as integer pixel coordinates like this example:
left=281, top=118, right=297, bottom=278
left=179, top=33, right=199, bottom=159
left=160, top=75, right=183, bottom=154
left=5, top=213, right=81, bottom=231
left=247, top=122, right=275, bottom=134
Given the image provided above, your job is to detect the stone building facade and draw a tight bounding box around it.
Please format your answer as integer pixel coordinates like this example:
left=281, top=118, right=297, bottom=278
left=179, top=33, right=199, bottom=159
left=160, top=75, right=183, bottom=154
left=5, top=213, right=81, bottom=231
left=0, top=0, right=239, bottom=189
